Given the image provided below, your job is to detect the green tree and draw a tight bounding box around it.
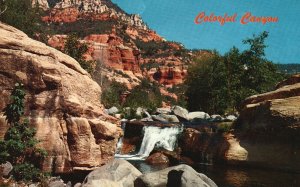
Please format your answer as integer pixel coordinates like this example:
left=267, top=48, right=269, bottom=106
left=0, top=0, right=42, bottom=37
left=124, top=79, right=162, bottom=113
left=63, top=34, right=95, bottom=73
left=240, top=31, right=283, bottom=95
left=185, top=32, right=284, bottom=114
left=186, top=53, right=229, bottom=114
left=0, top=83, right=46, bottom=181
left=101, top=81, right=127, bottom=108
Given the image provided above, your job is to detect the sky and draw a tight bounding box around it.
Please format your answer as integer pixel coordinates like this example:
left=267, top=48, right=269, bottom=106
left=112, top=0, right=300, bottom=64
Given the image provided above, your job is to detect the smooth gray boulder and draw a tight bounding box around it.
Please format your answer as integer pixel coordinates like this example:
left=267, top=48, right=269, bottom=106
left=134, top=164, right=217, bottom=187
left=156, top=108, right=172, bottom=115
left=108, top=106, right=119, bottom=115
left=210, top=115, right=224, bottom=122
left=172, top=106, right=189, bottom=120
left=187, top=112, right=210, bottom=121
left=82, top=159, right=142, bottom=187
left=152, top=115, right=168, bottom=122
left=152, top=114, right=180, bottom=123
left=225, top=115, right=237, bottom=121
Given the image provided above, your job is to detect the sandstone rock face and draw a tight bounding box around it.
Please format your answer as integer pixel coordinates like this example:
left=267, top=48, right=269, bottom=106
left=44, top=0, right=147, bottom=29
left=48, top=34, right=141, bottom=73
left=0, top=23, right=121, bottom=173
left=82, top=159, right=142, bottom=187
left=238, top=74, right=300, bottom=130
left=233, top=75, right=300, bottom=171
left=134, top=164, right=217, bottom=187
left=147, top=66, right=187, bottom=85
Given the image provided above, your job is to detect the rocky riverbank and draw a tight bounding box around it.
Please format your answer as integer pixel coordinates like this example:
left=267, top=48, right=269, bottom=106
left=1, top=159, right=217, bottom=187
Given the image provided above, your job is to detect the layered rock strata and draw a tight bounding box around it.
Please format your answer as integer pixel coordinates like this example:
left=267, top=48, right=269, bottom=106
left=0, top=23, right=121, bottom=173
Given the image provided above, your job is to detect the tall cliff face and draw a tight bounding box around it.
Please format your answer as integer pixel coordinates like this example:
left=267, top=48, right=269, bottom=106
left=0, top=22, right=121, bottom=173
left=40, top=0, right=189, bottom=88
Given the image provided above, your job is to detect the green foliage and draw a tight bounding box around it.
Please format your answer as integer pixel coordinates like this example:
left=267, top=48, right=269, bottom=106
left=166, top=84, right=188, bottom=107
left=185, top=32, right=284, bottom=114
left=0, top=83, right=47, bottom=181
left=135, top=39, right=173, bottom=57
left=3, top=84, right=26, bottom=124
left=12, top=162, right=43, bottom=182
left=124, top=79, right=162, bottom=112
left=63, top=34, right=95, bottom=73
left=101, top=81, right=127, bottom=108
left=0, top=0, right=42, bottom=37
left=186, top=53, right=229, bottom=114
left=217, top=122, right=233, bottom=133
left=276, top=64, right=300, bottom=75
left=121, top=107, right=142, bottom=120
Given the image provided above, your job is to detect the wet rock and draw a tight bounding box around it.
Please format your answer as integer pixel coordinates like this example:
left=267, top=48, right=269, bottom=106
left=134, top=164, right=217, bottom=187
left=146, top=152, right=169, bottom=165
left=82, top=159, right=142, bottom=187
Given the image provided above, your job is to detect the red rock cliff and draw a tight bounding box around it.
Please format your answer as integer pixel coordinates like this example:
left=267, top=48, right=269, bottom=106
left=0, top=23, right=121, bottom=174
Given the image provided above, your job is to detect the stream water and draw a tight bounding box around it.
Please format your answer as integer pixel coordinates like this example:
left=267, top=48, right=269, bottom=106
left=115, top=124, right=300, bottom=186
left=128, top=160, right=300, bottom=187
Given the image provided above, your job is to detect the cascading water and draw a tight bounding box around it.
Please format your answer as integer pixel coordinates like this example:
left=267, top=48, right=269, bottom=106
left=137, top=126, right=182, bottom=157
left=115, top=124, right=183, bottom=160
left=116, top=122, right=126, bottom=154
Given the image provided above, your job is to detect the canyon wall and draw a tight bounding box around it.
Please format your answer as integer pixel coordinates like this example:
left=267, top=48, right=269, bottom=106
left=0, top=22, right=121, bottom=173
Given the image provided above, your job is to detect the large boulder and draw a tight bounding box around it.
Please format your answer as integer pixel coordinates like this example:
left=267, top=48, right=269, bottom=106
left=0, top=23, right=121, bottom=173
left=172, top=106, right=189, bottom=120
left=233, top=74, right=300, bottom=171
left=187, top=112, right=210, bottom=121
left=152, top=114, right=180, bottom=123
left=146, top=152, right=169, bottom=165
left=82, top=159, right=142, bottom=187
left=134, top=164, right=217, bottom=187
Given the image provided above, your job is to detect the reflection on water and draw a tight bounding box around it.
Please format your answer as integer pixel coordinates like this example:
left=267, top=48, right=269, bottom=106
left=128, top=160, right=300, bottom=187
left=195, top=164, right=300, bottom=187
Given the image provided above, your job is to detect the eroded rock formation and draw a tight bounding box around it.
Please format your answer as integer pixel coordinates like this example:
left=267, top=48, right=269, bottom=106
left=0, top=23, right=121, bottom=173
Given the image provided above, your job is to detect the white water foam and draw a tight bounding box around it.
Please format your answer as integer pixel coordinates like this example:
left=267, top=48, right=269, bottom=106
left=115, top=125, right=183, bottom=160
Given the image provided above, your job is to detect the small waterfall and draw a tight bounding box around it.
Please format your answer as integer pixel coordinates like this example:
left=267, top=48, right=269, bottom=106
left=137, top=126, right=183, bottom=157
left=116, top=122, right=126, bottom=154
left=115, top=125, right=183, bottom=160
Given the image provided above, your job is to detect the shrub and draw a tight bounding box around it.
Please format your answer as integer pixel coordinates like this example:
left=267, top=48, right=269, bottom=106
left=0, top=0, right=43, bottom=37
left=217, top=122, right=233, bottom=133
left=124, top=79, right=162, bottom=113
left=12, top=162, right=43, bottom=182
left=0, top=83, right=47, bottom=181
left=101, top=81, right=127, bottom=108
